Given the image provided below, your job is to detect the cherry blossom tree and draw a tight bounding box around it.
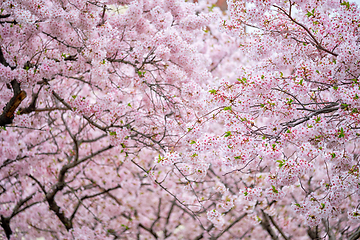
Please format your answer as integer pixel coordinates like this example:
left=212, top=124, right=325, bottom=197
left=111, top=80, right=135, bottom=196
left=162, top=0, right=360, bottom=239
left=1, top=0, right=360, bottom=239
left=0, top=0, right=220, bottom=238
left=155, top=0, right=360, bottom=239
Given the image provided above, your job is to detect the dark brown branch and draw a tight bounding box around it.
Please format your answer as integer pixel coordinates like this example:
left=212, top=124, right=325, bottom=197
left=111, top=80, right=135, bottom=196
left=138, top=223, right=158, bottom=239
left=45, top=144, right=114, bottom=230
left=0, top=20, right=17, bottom=24
left=69, top=184, right=122, bottom=222
left=149, top=198, right=162, bottom=232
left=52, top=90, right=109, bottom=132
left=321, top=219, right=335, bottom=240
left=42, top=32, right=82, bottom=51
left=212, top=213, right=247, bottom=239
left=273, top=5, right=338, bottom=57
left=0, top=14, right=16, bottom=25
left=19, top=85, right=43, bottom=114
left=10, top=193, right=36, bottom=218
left=46, top=192, right=73, bottom=230
left=0, top=80, right=27, bottom=126
left=0, top=193, right=38, bottom=240
left=260, top=209, right=279, bottom=240
left=164, top=201, right=176, bottom=238
left=349, top=225, right=360, bottom=240
left=268, top=215, right=290, bottom=240
left=282, top=104, right=340, bottom=128
left=0, top=46, right=27, bottom=126
left=0, top=215, right=11, bottom=240
left=30, top=143, right=114, bottom=230
left=307, top=226, right=319, bottom=239
left=0, top=14, right=11, bottom=18
left=0, top=46, right=9, bottom=67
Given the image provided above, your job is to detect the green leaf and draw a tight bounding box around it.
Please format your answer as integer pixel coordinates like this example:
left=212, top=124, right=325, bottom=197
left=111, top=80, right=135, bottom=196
left=127, top=103, right=132, bottom=108
left=280, top=72, right=283, bottom=78
left=157, top=154, right=163, bottom=163
left=340, top=1, right=350, bottom=9
left=286, top=98, right=293, bottom=105
left=137, top=70, right=146, bottom=77
left=277, top=160, right=285, bottom=168
left=223, top=106, right=232, bottom=111
left=271, top=185, right=279, bottom=193
left=272, top=144, right=276, bottom=151
left=72, top=95, right=77, bottom=99
left=306, top=8, right=315, bottom=17
left=341, top=103, right=349, bottom=110
left=190, top=140, right=196, bottom=144
left=338, top=127, right=345, bottom=138
left=109, top=131, right=116, bottom=136
left=208, top=3, right=216, bottom=11
left=209, top=89, right=217, bottom=94
left=224, top=131, right=231, bottom=137
left=237, top=77, right=247, bottom=84
left=295, top=203, right=301, bottom=207
left=121, top=224, right=130, bottom=230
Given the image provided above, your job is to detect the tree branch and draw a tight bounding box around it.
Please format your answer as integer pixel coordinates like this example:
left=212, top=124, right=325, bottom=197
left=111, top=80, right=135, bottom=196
left=260, top=209, right=279, bottom=240
left=0, top=80, right=27, bottom=126
left=212, top=213, right=247, bottom=239
left=349, top=225, right=360, bottom=240
left=0, top=215, right=12, bottom=240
